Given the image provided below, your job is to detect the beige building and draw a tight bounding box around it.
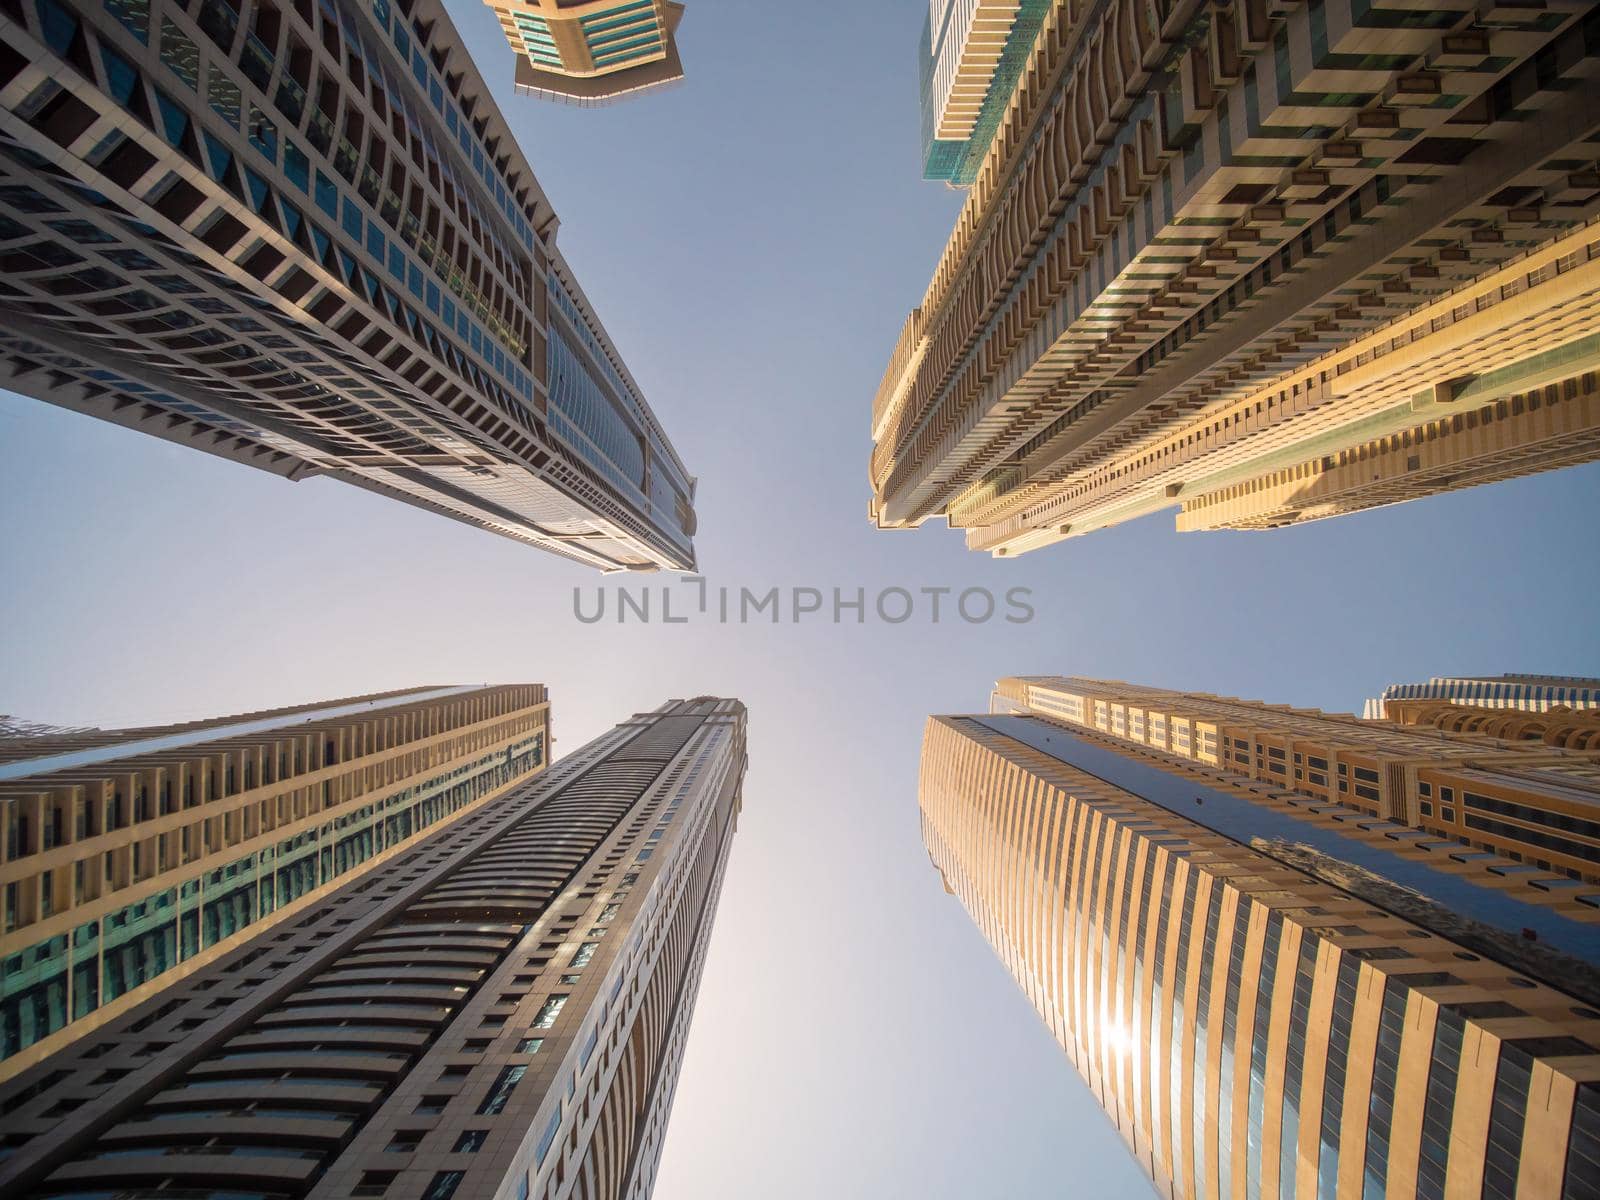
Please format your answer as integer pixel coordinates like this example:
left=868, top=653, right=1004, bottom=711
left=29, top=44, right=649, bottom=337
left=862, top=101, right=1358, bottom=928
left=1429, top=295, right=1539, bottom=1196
left=0, top=696, right=746, bottom=1200
left=1364, top=674, right=1600, bottom=720
left=923, top=675, right=1600, bottom=1198
left=0, top=685, right=549, bottom=1082
left=872, top=0, right=1600, bottom=556
left=486, top=0, right=686, bottom=105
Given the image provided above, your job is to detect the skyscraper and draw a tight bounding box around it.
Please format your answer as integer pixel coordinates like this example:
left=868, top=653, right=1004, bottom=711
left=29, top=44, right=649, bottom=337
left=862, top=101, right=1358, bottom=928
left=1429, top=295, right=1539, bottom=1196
left=0, top=695, right=747, bottom=1200
left=1364, top=674, right=1600, bottom=720
left=872, top=0, right=1600, bottom=556
left=923, top=675, right=1600, bottom=1199
left=0, top=684, right=551, bottom=1079
left=487, top=0, right=685, bottom=106
left=918, top=0, right=1047, bottom=185
left=0, top=0, right=698, bottom=572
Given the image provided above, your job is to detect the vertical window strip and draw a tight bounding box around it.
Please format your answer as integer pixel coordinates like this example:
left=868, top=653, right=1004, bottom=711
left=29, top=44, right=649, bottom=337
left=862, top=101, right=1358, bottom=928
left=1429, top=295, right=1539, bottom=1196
left=1362, top=980, right=1408, bottom=1198
left=1414, top=1009, right=1464, bottom=1200
left=1192, top=883, right=1226, bottom=1198
left=1147, top=856, right=1176, bottom=1172
left=1168, top=868, right=1197, bottom=1192
left=1245, top=912, right=1284, bottom=1200
left=1563, top=1083, right=1600, bottom=1200
left=1482, top=1046, right=1533, bottom=1200
left=1279, top=936, right=1320, bottom=1200
left=1217, top=900, right=1253, bottom=1200
left=1317, top=958, right=1363, bottom=1199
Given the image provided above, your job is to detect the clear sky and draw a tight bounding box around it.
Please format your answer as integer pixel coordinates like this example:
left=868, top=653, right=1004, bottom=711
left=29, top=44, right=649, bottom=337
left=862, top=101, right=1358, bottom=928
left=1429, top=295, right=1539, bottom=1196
left=3, top=1, right=1600, bottom=1197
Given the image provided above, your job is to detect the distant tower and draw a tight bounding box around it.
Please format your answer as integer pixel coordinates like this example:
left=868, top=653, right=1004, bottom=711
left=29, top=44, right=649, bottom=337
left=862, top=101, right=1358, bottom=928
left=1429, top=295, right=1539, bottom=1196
left=1364, top=674, right=1600, bottom=720
left=0, top=696, right=747, bottom=1200
left=918, top=1, right=1048, bottom=185
left=922, top=675, right=1600, bottom=1198
left=488, top=1, right=687, bottom=105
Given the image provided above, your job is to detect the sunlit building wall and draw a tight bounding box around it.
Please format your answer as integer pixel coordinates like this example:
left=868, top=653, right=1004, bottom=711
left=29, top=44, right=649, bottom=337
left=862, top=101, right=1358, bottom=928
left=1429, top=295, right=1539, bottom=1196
left=1364, top=674, right=1600, bottom=720
left=922, top=676, right=1600, bottom=1199
left=873, top=0, right=1600, bottom=556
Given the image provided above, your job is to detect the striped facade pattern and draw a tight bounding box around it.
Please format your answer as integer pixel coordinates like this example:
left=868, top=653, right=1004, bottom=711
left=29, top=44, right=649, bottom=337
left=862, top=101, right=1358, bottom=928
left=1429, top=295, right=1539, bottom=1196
left=1173, top=368, right=1600, bottom=533
left=0, top=696, right=747, bottom=1200
left=0, top=684, right=550, bottom=1081
left=920, top=712, right=1600, bottom=1200
left=871, top=0, right=1600, bottom=555
left=1365, top=676, right=1600, bottom=722
left=919, top=0, right=1048, bottom=185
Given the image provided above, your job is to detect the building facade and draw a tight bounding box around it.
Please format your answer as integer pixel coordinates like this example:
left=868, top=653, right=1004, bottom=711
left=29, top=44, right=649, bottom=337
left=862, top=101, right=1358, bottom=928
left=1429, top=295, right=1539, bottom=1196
left=489, top=0, right=684, bottom=106
left=1364, top=674, right=1600, bottom=720
left=999, top=675, right=1600, bottom=883
left=872, top=0, right=1600, bottom=555
left=0, top=694, right=747, bottom=1200
left=0, top=684, right=551, bottom=1080
left=919, top=0, right=1047, bottom=185
left=0, top=0, right=697, bottom=571
left=923, top=676, right=1600, bottom=1199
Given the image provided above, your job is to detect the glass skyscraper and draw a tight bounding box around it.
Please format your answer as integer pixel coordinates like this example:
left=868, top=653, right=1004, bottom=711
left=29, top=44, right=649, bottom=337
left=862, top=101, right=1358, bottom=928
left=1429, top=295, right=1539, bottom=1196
left=0, top=0, right=697, bottom=571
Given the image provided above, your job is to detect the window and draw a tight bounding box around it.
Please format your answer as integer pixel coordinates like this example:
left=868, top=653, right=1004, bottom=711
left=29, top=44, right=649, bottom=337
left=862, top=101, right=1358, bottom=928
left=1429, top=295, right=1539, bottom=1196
left=535, top=1109, right=561, bottom=1166
left=314, top=170, right=337, bottom=219
left=159, top=17, right=199, bottom=89
left=532, top=994, right=568, bottom=1029
left=247, top=103, right=276, bottom=161
left=283, top=141, right=309, bottom=192
left=451, top=1129, right=487, bottom=1153
left=476, top=1065, right=525, bottom=1116
left=515, top=1036, right=544, bottom=1054
left=207, top=68, right=241, bottom=128
left=421, top=1172, right=463, bottom=1200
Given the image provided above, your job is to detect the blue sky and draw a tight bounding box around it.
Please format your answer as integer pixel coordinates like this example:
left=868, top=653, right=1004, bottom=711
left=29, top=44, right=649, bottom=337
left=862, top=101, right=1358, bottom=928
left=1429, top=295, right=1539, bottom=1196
left=3, top=1, right=1600, bottom=1196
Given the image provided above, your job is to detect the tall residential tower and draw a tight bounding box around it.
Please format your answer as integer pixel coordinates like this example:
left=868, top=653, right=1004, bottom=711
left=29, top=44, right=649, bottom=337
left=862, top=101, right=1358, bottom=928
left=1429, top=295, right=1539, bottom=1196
left=923, top=675, right=1600, bottom=1198
left=0, top=0, right=697, bottom=571
left=919, top=0, right=1048, bottom=185
left=1364, top=674, right=1600, bottom=720
left=874, top=0, right=1600, bottom=555
left=0, top=684, right=551, bottom=1080
left=488, top=0, right=686, bottom=106
left=0, top=695, right=747, bottom=1200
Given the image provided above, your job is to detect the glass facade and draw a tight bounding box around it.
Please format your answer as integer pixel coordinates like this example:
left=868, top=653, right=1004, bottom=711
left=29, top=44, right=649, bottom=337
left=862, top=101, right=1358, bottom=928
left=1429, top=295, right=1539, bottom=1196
left=0, top=732, right=542, bottom=1060
left=0, top=0, right=696, bottom=570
